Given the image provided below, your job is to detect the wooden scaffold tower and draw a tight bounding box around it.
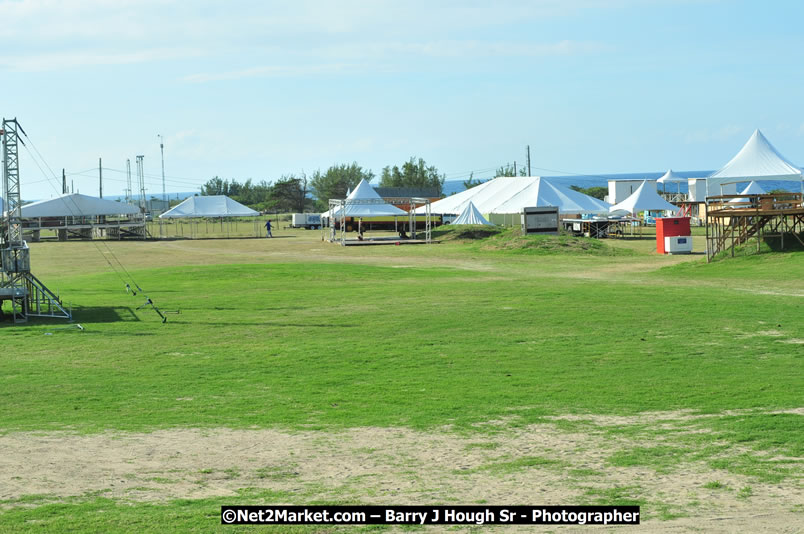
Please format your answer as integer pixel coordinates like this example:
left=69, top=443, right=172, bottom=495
left=705, top=191, right=804, bottom=262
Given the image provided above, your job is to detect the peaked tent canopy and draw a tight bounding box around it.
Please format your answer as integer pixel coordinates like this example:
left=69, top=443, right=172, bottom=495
left=657, top=169, right=686, bottom=183
left=609, top=181, right=679, bottom=215
left=418, top=177, right=610, bottom=215
left=20, top=193, right=140, bottom=218
left=159, top=195, right=259, bottom=218
left=323, top=179, right=408, bottom=217
left=708, top=130, right=802, bottom=194
left=657, top=169, right=686, bottom=195
left=451, top=201, right=494, bottom=225
left=729, top=181, right=766, bottom=204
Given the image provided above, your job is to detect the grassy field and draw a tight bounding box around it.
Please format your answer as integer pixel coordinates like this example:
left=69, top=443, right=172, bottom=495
left=1, top=227, right=801, bottom=532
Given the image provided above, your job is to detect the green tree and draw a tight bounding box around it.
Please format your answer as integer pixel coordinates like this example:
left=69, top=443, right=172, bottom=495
left=310, top=163, right=374, bottom=210
left=496, top=163, right=526, bottom=177
left=270, top=174, right=310, bottom=213
left=570, top=185, right=608, bottom=200
left=462, top=172, right=486, bottom=190
left=379, top=157, right=445, bottom=195
left=200, top=176, right=226, bottom=195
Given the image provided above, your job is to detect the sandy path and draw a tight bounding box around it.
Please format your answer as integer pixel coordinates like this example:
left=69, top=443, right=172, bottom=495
left=1, top=417, right=801, bottom=532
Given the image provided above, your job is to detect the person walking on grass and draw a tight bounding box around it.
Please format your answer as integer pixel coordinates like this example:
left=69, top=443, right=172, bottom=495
left=265, top=219, right=273, bottom=238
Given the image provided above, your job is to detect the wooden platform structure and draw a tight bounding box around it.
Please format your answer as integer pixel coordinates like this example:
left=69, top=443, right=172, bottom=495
left=338, top=236, right=437, bottom=246
left=561, top=217, right=642, bottom=239
left=20, top=216, right=147, bottom=241
left=705, top=192, right=804, bottom=261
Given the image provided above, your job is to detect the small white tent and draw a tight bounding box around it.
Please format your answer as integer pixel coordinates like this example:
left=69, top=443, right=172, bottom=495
left=707, top=129, right=802, bottom=195
left=451, top=201, right=494, bottom=225
left=657, top=169, right=686, bottom=184
left=418, top=177, right=610, bottom=216
left=657, top=169, right=685, bottom=195
left=20, top=193, right=140, bottom=218
left=159, top=195, right=258, bottom=218
left=323, top=179, right=407, bottom=218
left=609, top=181, right=679, bottom=215
left=729, top=181, right=766, bottom=204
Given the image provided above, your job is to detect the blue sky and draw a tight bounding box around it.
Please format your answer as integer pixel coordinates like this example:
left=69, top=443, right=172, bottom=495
left=3, top=0, right=804, bottom=199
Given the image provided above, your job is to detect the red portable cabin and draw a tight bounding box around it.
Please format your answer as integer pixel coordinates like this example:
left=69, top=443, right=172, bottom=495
left=656, top=217, right=691, bottom=254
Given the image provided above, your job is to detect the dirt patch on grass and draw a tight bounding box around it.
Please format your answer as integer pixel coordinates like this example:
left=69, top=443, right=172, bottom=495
left=547, top=407, right=804, bottom=425
left=1, top=421, right=801, bottom=532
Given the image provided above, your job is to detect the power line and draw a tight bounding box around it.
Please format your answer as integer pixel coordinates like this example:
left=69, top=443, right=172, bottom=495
left=19, top=131, right=167, bottom=322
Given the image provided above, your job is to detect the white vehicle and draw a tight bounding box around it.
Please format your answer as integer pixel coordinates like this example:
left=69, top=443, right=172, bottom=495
left=291, top=213, right=321, bottom=229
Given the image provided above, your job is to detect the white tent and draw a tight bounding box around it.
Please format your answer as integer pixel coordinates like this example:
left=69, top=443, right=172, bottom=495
left=20, top=193, right=140, bottom=218
left=707, top=129, right=802, bottom=194
left=729, top=181, right=766, bottom=204
left=159, top=195, right=258, bottom=218
left=657, top=169, right=686, bottom=184
left=657, top=169, right=685, bottom=195
left=609, top=181, right=679, bottom=215
left=451, top=201, right=494, bottom=225
left=323, top=179, right=407, bottom=217
left=418, top=177, right=610, bottom=216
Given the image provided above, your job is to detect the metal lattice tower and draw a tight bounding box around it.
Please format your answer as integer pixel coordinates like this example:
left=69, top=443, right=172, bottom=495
left=136, top=155, right=146, bottom=213
left=3, top=119, right=23, bottom=247
left=125, top=158, right=132, bottom=203
left=1, top=118, right=72, bottom=323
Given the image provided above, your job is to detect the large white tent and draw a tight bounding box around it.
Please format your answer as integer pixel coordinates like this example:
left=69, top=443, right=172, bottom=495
left=159, top=195, right=258, bottom=218
left=418, top=177, right=610, bottom=217
left=609, top=181, right=679, bottom=215
left=20, top=193, right=140, bottom=218
left=451, top=201, right=494, bottom=225
left=322, top=179, right=407, bottom=218
left=707, top=129, right=802, bottom=195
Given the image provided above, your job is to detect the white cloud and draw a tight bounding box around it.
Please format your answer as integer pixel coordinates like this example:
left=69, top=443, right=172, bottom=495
left=182, top=63, right=359, bottom=83
left=0, top=47, right=202, bottom=72
left=314, top=39, right=610, bottom=60
left=182, top=39, right=607, bottom=82
left=0, top=0, right=627, bottom=74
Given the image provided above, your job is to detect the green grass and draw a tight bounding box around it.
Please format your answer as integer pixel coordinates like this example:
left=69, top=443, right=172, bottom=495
left=1, top=257, right=802, bottom=433
left=0, top=493, right=382, bottom=534
left=1, top=237, right=802, bottom=531
left=607, top=446, right=690, bottom=473
left=581, top=486, right=644, bottom=507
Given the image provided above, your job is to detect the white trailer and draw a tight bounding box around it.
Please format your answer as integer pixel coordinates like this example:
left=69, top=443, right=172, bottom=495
left=291, top=213, right=322, bottom=229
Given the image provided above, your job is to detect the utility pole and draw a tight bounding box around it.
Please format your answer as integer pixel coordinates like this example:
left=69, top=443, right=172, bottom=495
left=158, top=134, right=166, bottom=207
left=526, top=145, right=531, bottom=177
left=62, top=169, right=66, bottom=194
left=513, top=161, right=517, bottom=176
left=98, top=157, right=103, bottom=198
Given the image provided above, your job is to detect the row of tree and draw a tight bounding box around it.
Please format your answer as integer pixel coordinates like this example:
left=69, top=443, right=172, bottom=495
left=198, top=158, right=611, bottom=213
left=200, top=157, right=446, bottom=212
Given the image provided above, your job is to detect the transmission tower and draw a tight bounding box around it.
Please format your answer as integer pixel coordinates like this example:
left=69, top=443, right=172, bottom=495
left=136, top=155, right=146, bottom=213
left=125, top=159, right=132, bottom=204
left=0, top=118, right=71, bottom=323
